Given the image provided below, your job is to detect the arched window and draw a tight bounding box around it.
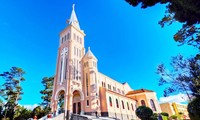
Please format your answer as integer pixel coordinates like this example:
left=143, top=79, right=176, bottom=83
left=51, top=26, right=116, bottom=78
left=127, top=102, right=129, bottom=110
left=141, top=100, right=146, bottom=106
left=109, top=97, right=112, bottom=107
left=150, top=99, right=156, bottom=111
left=67, top=33, right=70, bottom=40
left=116, top=99, right=119, bottom=108
left=64, top=35, right=66, bottom=42
left=131, top=103, right=134, bottom=111
left=121, top=100, right=125, bottom=109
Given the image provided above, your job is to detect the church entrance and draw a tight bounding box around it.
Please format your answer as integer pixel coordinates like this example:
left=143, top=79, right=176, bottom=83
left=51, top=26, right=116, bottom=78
left=57, top=90, right=65, bottom=114
left=72, top=90, right=81, bottom=114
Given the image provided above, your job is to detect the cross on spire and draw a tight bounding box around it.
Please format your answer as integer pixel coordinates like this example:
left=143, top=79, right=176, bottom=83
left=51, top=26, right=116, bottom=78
left=67, top=4, right=80, bottom=29
left=72, top=4, right=75, bottom=10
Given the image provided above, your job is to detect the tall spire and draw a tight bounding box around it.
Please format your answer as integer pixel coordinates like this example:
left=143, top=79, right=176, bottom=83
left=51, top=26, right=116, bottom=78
left=67, top=4, right=80, bottom=29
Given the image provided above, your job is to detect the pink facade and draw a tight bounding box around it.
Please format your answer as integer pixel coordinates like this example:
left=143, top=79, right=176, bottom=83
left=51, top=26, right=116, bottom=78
left=51, top=4, right=162, bottom=120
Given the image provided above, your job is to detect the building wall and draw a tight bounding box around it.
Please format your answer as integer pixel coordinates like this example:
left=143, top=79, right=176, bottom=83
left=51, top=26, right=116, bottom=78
left=98, top=72, right=132, bottom=95
left=99, top=87, right=137, bottom=120
left=127, top=92, right=162, bottom=113
left=160, top=103, right=175, bottom=116
left=160, top=102, right=189, bottom=119
left=51, top=5, right=162, bottom=120
left=172, top=103, right=189, bottom=118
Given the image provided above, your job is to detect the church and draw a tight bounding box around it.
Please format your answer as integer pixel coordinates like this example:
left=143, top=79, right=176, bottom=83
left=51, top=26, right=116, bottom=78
left=51, top=4, right=162, bottom=120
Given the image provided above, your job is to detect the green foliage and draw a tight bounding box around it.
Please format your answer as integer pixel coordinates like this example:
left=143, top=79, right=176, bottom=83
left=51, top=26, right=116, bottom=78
left=162, top=116, right=168, bottom=120
left=187, top=97, right=200, bottom=120
left=150, top=113, right=158, bottom=120
left=31, top=106, right=45, bottom=119
left=14, top=106, right=32, bottom=120
left=170, top=115, right=178, bottom=119
left=125, top=0, right=200, bottom=49
left=161, top=112, right=169, bottom=117
left=136, top=106, right=153, bottom=120
left=0, top=67, right=25, bottom=120
left=40, top=76, right=54, bottom=115
left=157, top=55, right=200, bottom=98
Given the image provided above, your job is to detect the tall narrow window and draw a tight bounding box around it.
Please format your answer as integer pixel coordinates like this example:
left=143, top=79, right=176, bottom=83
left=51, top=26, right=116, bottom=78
left=131, top=103, right=134, bottom=111
left=150, top=99, right=156, bottom=111
left=59, top=60, right=63, bottom=82
left=74, top=47, right=76, bottom=55
left=102, top=82, right=104, bottom=87
left=76, top=60, right=79, bottom=80
left=67, top=33, right=70, bottom=40
left=116, top=99, right=119, bottom=108
left=122, top=100, right=124, bottom=109
left=77, top=36, right=79, bottom=42
left=127, top=102, right=129, bottom=110
left=64, top=35, right=66, bottom=42
left=141, top=100, right=146, bottom=106
left=86, top=100, right=89, bottom=106
left=73, top=59, right=76, bottom=80
left=109, top=97, right=112, bottom=107
left=64, top=58, right=68, bottom=80
left=74, top=33, right=76, bottom=40
left=61, top=37, right=64, bottom=44
left=77, top=48, right=79, bottom=57
left=86, top=73, right=89, bottom=96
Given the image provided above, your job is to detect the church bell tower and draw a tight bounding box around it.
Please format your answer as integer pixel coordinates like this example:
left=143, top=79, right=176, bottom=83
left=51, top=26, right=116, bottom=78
left=51, top=4, right=85, bottom=118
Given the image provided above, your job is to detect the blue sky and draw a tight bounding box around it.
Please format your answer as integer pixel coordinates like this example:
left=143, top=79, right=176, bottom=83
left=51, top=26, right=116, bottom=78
left=0, top=0, right=197, bottom=106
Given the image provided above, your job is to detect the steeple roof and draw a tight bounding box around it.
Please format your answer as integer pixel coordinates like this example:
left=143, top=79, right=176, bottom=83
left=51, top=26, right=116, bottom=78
left=67, top=4, right=80, bottom=29
left=84, top=47, right=97, bottom=60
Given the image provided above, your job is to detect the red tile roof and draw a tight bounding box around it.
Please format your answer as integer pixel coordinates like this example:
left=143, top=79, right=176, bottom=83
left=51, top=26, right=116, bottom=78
left=126, top=89, right=154, bottom=95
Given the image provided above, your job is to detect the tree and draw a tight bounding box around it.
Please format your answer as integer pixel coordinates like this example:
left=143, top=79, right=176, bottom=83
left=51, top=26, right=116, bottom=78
left=187, top=97, right=200, bottom=120
left=157, top=55, right=200, bottom=98
left=40, top=76, right=54, bottom=115
left=0, top=67, right=25, bottom=120
left=136, top=106, right=153, bottom=120
left=31, top=106, right=44, bottom=119
left=14, top=106, right=32, bottom=120
left=125, top=0, right=200, bottom=49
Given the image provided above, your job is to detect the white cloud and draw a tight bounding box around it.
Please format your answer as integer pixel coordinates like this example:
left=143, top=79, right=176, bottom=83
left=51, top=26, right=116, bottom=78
left=159, top=93, right=189, bottom=104
left=22, top=104, right=39, bottom=110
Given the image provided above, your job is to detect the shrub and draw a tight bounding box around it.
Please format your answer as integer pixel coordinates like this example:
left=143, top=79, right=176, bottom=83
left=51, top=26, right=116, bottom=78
left=170, top=115, right=178, bottom=119
left=136, top=106, right=153, bottom=120
left=150, top=113, right=158, bottom=120
left=161, top=112, right=169, bottom=117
